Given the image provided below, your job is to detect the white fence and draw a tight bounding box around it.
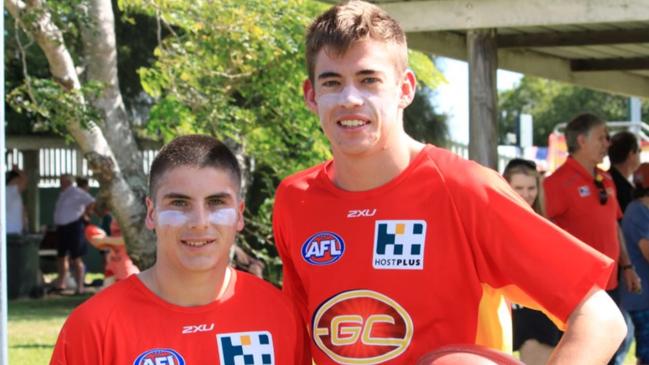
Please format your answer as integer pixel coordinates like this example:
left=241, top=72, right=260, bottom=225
left=4, top=148, right=158, bottom=188
left=6, top=142, right=517, bottom=188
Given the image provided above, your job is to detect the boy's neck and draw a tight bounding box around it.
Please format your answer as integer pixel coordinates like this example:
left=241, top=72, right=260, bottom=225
left=330, top=135, right=424, bottom=191
left=139, top=264, right=232, bottom=307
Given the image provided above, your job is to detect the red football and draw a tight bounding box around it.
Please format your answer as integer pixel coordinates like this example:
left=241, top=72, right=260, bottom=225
left=417, top=345, right=524, bottom=365
left=84, top=224, right=106, bottom=241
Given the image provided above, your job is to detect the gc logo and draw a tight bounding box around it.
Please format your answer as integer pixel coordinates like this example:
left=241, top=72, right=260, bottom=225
left=312, top=290, right=413, bottom=364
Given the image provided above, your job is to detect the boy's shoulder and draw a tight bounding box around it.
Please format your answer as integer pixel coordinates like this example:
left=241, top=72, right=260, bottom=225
left=234, top=270, right=288, bottom=299
left=278, top=161, right=328, bottom=191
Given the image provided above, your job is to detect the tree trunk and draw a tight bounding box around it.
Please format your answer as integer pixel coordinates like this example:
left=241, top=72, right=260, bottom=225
left=5, top=0, right=156, bottom=268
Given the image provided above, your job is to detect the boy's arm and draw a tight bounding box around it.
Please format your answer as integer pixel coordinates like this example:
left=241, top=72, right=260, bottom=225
left=548, top=286, right=625, bottom=364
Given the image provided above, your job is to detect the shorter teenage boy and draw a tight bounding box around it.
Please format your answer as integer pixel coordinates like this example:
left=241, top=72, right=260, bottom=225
left=51, top=135, right=309, bottom=365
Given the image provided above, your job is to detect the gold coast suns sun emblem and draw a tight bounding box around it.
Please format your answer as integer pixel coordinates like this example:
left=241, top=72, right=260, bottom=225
left=312, top=290, right=413, bottom=364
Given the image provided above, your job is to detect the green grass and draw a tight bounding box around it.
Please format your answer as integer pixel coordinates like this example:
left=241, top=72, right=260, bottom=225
left=7, top=272, right=103, bottom=364
left=8, top=294, right=92, bottom=364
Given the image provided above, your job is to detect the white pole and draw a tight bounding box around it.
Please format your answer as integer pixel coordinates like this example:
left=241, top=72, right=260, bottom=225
left=630, top=97, right=642, bottom=134
left=0, top=0, right=8, bottom=362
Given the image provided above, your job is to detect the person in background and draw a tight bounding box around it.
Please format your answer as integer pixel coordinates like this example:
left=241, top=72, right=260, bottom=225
left=607, top=131, right=641, bottom=365
left=85, top=218, right=140, bottom=288
left=75, top=177, right=92, bottom=222
left=609, top=131, right=641, bottom=212
left=620, top=163, right=649, bottom=365
left=503, top=159, right=562, bottom=365
left=52, top=174, right=95, bottom=294
left=544, top=113, right=641, bottom=364
left=6, top=166, right=28, bottom=236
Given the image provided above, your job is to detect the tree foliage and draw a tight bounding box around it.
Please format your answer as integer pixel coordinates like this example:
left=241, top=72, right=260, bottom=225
left=499, top=76, right=649, bottom=146
left=120, top=0, right=446, bottom=280
left=6, top=0, right=447, bottom=281
left=404, top=85, right=448, bottom=147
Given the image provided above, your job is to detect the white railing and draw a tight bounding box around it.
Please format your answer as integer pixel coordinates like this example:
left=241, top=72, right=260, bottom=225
left=446, top=141, right=518, bottom=173
left=4, top=148, right=158, bottom=188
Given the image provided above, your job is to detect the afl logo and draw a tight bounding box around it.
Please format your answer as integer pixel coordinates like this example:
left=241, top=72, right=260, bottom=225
left=301, top=231, right=345, bottom=265
left=133, top=348, right=185, bottom=365
left=312, top=289, right=413, bottom=364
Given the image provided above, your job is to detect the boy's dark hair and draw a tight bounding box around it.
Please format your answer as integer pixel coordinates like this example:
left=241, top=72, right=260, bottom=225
left=305, top=0, right=407, bottom=82
left=148, top=135, right=241, bottom=198
left=565, top=113, right=606, bottom=154
left=608, top=131, right=639, bottom=165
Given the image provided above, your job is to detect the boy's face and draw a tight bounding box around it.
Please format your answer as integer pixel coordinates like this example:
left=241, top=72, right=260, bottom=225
left=304, top=39, right=415, bottom=158
left=145, top=166, right=244, bottom=275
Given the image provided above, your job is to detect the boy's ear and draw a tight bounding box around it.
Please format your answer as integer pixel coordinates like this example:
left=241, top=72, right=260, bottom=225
left=303, top=79, right=318, bottom=114
left=398, top=69, right=417, bottom=109
left=236, top=200, right=245, bottom=232
left=145, top=197, right=156, bottom=230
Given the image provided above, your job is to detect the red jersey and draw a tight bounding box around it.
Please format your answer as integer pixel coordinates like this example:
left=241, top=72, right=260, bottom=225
left=273, top=145, right=613, bottom=365
left=544, top=157, right=622, bottom=289
left=50, top=270, right=310, bottom=365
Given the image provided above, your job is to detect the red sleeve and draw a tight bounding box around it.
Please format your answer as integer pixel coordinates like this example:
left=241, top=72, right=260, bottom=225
left=272, top=183, right=310, bottom=327
left=444, top=159, right=613, bottom=324
left=50, top=304, right=104, bottom=365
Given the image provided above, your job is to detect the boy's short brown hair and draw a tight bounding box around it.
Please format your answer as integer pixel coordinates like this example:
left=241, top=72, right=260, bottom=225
left=305, top=0, right=408, bottom=82
left=148, top=135, right=241, bottom=199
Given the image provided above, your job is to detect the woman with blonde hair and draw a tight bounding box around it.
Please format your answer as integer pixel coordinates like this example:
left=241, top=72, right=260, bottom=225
left=503, top=158, right=561, bottom=365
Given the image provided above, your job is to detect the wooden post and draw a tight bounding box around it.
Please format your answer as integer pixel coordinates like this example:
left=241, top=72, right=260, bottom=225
left=22, top=150, right=40, bottom=233
left=467, top=29, right=499, bottom=169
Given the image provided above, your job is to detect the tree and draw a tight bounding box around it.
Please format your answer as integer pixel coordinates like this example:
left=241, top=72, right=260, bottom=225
left=404, top=85, right=448, bottom=147
left=6, top=0, right=447, bottom=280
left=499, top=76, right=649, bottom=146
left=5, top=0, right=156, bottom=267
left=121, top=0, right=446, bottom=280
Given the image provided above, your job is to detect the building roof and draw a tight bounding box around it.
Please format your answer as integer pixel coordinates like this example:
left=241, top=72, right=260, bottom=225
left=323, top=0, right=649, bottom=98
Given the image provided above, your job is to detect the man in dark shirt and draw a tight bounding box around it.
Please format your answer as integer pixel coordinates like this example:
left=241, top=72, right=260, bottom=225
left=607, top=130, right=641, bottom=365
left=609, top=131, right=641, bottom=213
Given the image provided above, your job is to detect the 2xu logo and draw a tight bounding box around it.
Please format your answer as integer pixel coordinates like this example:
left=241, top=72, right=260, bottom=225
left=347, top=209, right=377, bottom=218
left=312, top=290, right=413, bottom=364
left=182, top=323, right=214, bottom=334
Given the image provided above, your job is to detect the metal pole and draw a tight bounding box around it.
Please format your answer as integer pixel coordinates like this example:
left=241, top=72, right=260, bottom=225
left=629, top=97, right=642, bottom=137
left=0, top=0, right=9, bottom=362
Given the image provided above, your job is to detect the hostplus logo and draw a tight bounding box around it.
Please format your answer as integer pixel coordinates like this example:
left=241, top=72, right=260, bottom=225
left=217, top=331, right=274, bottom=365
left=373, top=220, right=426, bottom=270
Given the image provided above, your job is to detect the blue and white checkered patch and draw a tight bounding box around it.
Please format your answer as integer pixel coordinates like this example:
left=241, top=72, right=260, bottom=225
left=217, top=331, right=274, bottom=365
left=373, top=220, right=427, bottom=270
